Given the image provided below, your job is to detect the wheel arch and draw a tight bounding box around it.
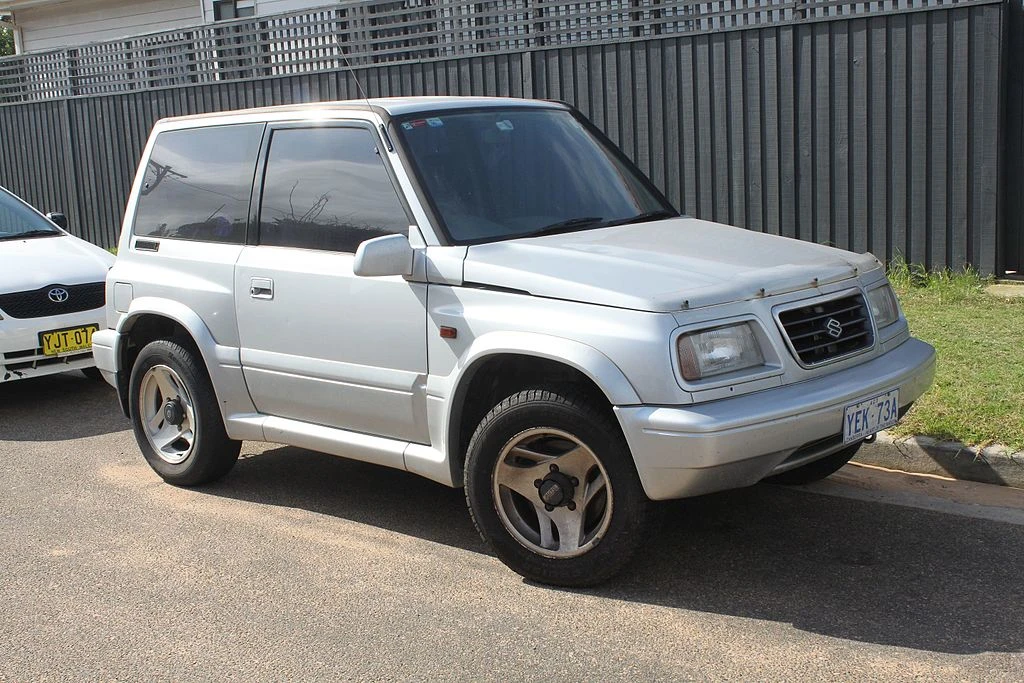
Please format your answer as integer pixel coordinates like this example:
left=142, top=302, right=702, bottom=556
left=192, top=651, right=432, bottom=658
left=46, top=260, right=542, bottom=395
left=113, top=298, right=239, bottom=418
left=443, top=333, right=641, bottom=485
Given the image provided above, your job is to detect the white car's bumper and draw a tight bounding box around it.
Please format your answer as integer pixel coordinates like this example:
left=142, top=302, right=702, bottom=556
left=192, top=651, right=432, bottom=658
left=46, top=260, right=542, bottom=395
left=0, top=308, right=104, bottom=382
left=616, top=337, right=937, bottom=500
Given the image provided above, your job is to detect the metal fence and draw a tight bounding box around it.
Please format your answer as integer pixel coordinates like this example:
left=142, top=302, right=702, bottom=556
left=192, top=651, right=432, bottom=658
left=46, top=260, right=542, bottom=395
left=0, top=0, right=1014, bottom=274
left=0, top=0, right=989, bottom=104
left=1005, top=0, right=1024, bottom=275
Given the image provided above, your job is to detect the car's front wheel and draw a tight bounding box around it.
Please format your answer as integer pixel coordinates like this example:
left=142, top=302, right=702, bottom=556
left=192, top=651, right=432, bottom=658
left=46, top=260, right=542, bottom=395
left=465, top=388, right=653, bottom=586
left=128, top=339, right=240, bottom=486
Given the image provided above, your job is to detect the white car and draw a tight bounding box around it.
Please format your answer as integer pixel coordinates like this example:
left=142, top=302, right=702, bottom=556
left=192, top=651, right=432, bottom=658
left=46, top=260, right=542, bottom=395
left=0, top=186, right=115, bottom=383
left=94, top=97, right=935, bottom=585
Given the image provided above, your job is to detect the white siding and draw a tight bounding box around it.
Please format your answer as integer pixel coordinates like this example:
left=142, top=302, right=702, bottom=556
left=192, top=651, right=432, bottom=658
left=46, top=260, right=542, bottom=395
left=201, top=0, right=333, bottom=23
left=17, top=0, right=202, bottom=53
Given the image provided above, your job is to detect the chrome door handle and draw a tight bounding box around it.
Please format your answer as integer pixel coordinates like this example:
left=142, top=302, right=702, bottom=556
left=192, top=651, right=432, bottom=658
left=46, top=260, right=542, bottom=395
left=249, top=277, right=274, bottom=300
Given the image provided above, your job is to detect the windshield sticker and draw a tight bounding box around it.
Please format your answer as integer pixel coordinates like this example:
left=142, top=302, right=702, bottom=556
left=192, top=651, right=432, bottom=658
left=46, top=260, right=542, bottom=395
left=496, top=119, right=514, bottom=131
left=427, top=117, right=444, bottom=127
left=401, top=122, right=414, bottom=130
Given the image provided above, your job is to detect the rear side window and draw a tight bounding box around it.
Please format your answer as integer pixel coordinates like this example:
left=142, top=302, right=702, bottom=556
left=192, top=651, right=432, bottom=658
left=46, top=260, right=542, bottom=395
left=258, top=126, right=409, bottom=252
left=133, top=123, right=263, bottom=243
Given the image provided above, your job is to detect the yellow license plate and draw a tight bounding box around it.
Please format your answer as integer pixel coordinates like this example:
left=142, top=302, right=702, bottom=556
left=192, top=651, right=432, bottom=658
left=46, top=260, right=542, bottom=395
left=39, top=325, right=99, bottom=356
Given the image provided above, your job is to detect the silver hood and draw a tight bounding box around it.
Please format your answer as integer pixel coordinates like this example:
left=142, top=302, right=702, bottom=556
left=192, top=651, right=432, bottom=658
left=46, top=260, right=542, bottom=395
left=463, top=218, right=882, bottom=312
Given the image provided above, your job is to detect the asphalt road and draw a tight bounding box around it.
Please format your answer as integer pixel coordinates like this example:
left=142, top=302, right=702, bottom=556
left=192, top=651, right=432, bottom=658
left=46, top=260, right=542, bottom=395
left=2, top=373, right=1023, bottom=681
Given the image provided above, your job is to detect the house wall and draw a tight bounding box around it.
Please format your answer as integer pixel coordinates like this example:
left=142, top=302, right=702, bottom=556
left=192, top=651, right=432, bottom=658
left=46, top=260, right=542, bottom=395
left=200, top=0, right=329, bottom=22
left=16, top=0, right=201, bottom=52
left=15, top=0, right=334, bottom=54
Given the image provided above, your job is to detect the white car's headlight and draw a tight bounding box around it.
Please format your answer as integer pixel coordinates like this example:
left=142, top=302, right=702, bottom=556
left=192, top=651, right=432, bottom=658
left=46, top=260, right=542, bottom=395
left=867, top=284, right=900, bottom=329
left=677, top=323, right=765, bottom=381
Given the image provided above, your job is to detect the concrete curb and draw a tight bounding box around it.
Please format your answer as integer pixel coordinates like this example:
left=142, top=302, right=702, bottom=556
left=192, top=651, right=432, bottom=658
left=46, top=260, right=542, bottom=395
left=853, top=432, right=1024, bottom=489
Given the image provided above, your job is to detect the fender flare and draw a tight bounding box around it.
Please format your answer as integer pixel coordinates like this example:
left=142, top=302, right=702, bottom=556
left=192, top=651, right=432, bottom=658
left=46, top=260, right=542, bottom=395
left=450, top=331, right=641, bottom=405
left=113, top=297, right=242, bottom=414
left=441, top=331, right=641, bottom=482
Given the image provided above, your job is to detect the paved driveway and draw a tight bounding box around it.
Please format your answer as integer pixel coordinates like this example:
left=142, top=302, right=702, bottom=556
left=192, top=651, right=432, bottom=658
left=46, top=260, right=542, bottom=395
left=2, top=374, right=1023, bottom=680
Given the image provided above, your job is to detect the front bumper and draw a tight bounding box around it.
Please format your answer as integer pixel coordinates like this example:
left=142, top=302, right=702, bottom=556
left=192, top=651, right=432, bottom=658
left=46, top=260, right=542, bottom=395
left=0, top=309, right=103, bottom=382
left=615, top=337, right=936, bottom=500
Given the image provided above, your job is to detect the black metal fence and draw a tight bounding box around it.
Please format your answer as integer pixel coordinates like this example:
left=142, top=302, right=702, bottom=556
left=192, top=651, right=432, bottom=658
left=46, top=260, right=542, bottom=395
left=0, top=0, right=988, bottom=104
left=1004, top=0, right=1024, bottom=275
left=0, top=0, right=1016, bottom=274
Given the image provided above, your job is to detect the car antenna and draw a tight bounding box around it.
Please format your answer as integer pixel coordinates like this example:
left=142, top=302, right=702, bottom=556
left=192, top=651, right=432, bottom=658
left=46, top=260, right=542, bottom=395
left=339, top=45, right=394, bottom=152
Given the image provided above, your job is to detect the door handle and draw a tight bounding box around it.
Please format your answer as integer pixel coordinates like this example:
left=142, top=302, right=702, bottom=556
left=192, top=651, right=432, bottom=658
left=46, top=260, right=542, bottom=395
left=249, top=277, right=274, bottom=300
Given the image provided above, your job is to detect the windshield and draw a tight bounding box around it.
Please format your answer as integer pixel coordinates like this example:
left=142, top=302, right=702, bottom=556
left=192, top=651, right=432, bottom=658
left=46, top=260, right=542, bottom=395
left=0, top=187, right=61, bottom=240
left=394, top=107, right=675, bottom=244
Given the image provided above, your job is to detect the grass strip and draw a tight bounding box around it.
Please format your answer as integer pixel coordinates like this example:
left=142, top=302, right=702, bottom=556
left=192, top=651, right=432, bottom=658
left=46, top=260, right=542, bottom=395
left=887, top=258, right=1024, bottom=451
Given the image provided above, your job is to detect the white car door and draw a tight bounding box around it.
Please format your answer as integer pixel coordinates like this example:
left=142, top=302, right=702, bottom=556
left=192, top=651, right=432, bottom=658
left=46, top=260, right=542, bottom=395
left=234, top=122, right=429, bottom=444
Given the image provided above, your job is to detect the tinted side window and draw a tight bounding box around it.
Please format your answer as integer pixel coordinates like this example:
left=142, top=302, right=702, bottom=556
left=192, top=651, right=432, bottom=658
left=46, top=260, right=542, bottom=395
left=133, top=123, right=263, bottom=243
left=258, top=127, right=408, bottom=252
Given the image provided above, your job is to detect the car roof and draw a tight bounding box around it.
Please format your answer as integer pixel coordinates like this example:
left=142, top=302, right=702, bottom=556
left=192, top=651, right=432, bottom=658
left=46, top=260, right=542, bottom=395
left=155, top=96, right=566, bottom=128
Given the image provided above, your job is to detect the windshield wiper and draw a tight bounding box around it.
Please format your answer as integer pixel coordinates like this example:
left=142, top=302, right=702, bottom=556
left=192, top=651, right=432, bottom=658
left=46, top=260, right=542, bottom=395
left=0, top=229, right=60, bottom=240
left=525, top=216, right=606, bottom=238
left=603, top=209, right=679, bottom=227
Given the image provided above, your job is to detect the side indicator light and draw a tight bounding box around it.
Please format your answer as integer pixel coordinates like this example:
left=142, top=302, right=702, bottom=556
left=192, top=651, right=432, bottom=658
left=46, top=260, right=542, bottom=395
left=439, top=326, right=458, bottom=339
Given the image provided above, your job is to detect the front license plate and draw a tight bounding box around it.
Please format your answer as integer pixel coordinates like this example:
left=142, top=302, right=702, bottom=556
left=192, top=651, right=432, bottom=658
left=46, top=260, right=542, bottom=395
left=39, top=324, right=99, bottom=356
left=843, top=389, right=900, bottom=444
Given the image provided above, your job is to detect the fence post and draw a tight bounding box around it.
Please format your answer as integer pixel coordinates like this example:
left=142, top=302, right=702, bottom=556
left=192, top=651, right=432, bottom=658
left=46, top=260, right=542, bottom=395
left=60, top=97, right=85, bottom=241
left=64, top=48, right=75, bottom=97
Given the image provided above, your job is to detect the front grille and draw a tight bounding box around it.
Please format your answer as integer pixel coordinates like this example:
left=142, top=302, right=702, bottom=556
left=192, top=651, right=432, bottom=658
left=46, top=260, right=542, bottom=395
left=777, top=292, right=874, bottom=366
left=0, top=282, right=104, bottom=319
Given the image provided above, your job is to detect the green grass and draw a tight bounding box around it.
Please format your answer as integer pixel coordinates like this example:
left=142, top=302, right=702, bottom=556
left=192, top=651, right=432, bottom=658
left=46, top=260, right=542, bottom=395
left=886, top=257, right=1024, bottom=450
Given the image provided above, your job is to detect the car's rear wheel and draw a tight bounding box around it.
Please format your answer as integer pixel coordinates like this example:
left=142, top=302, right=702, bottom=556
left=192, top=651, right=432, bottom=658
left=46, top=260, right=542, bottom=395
left=465, top=387, right=653, bottom=587
left=128, top=339, right=240, bottom=486
left=765, top=442, right=863, bottom=485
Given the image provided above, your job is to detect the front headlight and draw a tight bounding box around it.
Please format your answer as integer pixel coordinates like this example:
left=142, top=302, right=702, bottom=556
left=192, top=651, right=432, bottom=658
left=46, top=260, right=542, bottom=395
left=677, top=323, right=765, bottom=381
left=867, top=284, right=900, bottom=328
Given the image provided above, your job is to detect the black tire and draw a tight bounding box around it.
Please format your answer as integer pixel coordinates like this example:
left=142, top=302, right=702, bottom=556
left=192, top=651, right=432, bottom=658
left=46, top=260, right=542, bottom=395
left=464, top=387, right=653, bottom=587
left=81, top=366, right=103, bottom=381
left=128, top=339, right=240, bottom=486
left=765, top=442, right=862, bottom=485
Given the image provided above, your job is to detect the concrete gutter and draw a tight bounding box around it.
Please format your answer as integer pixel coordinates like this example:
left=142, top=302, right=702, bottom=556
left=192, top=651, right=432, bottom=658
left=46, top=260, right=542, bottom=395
left=986, top=283, right=1024, bottom=298
left=853, top=432, right=1024, bottom=489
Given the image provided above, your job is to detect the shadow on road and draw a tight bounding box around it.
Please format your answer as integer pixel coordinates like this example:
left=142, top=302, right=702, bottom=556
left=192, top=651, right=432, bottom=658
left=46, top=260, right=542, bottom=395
left=0, top=371, right=126, bottom=440
left=209, top=445, right=487, bottom=554
left=618, top=485, right=1024, bottom=655
left=208, top=445, right=1024, bottom=656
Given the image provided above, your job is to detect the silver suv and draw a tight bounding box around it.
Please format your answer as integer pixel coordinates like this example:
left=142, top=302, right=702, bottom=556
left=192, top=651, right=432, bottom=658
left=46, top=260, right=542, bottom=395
left=94, top=97, right=935, bottom=586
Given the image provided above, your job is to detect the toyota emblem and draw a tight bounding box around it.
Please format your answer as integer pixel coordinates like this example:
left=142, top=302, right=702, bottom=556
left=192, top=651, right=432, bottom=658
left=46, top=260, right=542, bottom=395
left=825, top=317, right=843, bottom=339
left=47, top=287, right=70, bottom=303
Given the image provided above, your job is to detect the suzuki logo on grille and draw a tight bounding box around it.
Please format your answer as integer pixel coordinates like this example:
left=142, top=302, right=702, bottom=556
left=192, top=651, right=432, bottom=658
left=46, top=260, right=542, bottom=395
left=825, top=318, right=843, bottom=339
left=47, top=287, right=69, bottom=303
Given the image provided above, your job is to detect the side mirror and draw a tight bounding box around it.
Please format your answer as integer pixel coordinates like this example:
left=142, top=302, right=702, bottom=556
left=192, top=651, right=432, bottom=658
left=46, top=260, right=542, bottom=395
left=46, top=212, right=68, bottom=230
left=353, top=233, right=414, bottom=277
